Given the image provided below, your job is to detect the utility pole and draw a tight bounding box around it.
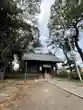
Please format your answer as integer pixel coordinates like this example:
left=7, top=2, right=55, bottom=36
left=67, top=36, right=82, bottom=82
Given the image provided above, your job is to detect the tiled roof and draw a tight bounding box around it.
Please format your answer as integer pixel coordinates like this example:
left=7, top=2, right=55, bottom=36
left=22, top=53, right=63, bottom=63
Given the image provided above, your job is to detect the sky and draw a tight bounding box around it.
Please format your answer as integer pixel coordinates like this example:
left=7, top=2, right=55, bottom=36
left=37, top=0, right=55, bottom=53
left=36, top=0, right=83, bottom=66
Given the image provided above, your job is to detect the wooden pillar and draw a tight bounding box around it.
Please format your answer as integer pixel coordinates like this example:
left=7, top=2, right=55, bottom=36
left=24, top=61, right=27, bottom=80
left=55, top=63, right=57, bottom=74
left=50, top=65, right=53, bottom=77
left=51, top=66, right=54, bottom=77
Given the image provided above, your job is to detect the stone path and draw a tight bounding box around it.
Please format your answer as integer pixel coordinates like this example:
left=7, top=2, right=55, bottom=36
left=12, top=81, right=83, bottom=110
left=0, top=78, right=83, bottom=110
left=48, top=78, right=83, bottom=99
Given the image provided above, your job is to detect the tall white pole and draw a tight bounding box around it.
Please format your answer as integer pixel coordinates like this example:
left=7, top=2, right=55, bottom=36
left=67, top=37, right=82, bottom=82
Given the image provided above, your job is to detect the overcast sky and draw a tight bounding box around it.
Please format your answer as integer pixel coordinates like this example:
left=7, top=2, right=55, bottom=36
left=37, top=0, right=55, bottom=53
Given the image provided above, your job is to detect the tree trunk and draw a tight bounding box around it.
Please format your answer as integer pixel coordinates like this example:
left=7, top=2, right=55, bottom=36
left=75, top=39, right=83, bottom=61
left=55, top=63, right=58, bottom=74
left=63, top=49, right=72, bottom=70
left=63, top=50, right=72, bottom=79
left=63, top=50, right=69, bottom=61
left=74, top=26, right=83, bottom=61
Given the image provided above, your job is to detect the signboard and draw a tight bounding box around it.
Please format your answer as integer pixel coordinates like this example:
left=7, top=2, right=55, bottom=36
left=43, top=64, right=51, bottom=68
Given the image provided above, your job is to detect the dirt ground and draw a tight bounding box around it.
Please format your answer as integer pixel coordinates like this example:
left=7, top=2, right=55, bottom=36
left=0, top=79, right=83, bottom=110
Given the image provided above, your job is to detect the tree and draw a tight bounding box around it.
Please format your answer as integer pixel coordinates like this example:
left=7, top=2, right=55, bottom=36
left=49, top=0, right=83, bottom=61
left=48, top=30, right=74, bottom=73
left=0, top=0, right=41, bottom=75
left=61, top=0, right=83, bottom=61
left=14, top=0, right=41, bottom=24
left=0, top=0, right=41, bottom=59
left=0, top=0, right=21, bottom=58
left=12, top=0, right=41, bottom=56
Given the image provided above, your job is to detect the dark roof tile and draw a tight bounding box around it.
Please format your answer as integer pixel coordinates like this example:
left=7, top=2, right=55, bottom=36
left=22, top=53, right=63, bottom=63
